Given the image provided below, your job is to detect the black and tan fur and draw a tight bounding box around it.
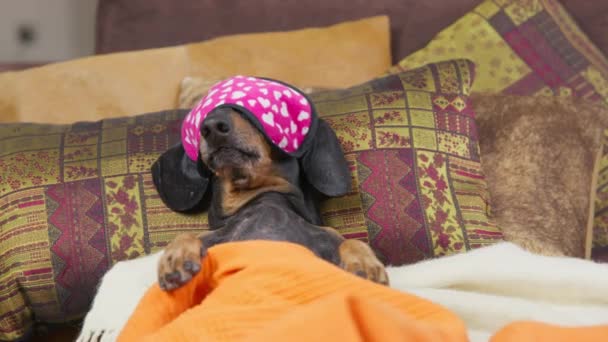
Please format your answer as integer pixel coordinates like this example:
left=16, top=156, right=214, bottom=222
left=152, top=108, right=388, bottom=290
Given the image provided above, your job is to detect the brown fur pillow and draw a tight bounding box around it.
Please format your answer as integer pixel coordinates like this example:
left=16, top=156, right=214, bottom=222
left=472, top=94, right=606, bottom=258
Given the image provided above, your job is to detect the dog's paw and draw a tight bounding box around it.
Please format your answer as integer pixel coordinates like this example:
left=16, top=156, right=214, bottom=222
left=339, top=239, right=389, bottom=285
left=157, top=233, right=205, bottom=291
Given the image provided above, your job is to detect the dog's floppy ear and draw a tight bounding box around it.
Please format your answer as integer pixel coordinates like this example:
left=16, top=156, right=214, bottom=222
left=151, top=144, right=211, bottom=212
left=300, top=119, right=351, bottom=197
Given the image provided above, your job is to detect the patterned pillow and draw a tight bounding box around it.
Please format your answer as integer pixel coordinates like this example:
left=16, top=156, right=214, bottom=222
left=0, top=60, right=502, bottom=340
left=173, top=70, right=501, bottom=263
left=0, top=112, right=199, bottom=340
left=390, top=0, right=608, bottom=101
left=310, top=60, right=502, bottom=265
left=390, top=0, right=608, bottom=261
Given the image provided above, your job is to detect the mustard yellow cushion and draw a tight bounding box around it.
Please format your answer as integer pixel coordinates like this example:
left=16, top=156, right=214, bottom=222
left=176, top=76, right=331, bottom=109
left=0, top=16, right=390, bottom=124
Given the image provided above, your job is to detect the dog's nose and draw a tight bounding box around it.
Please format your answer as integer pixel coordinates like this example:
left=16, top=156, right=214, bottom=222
left=201, top=116, right=232, bottom=141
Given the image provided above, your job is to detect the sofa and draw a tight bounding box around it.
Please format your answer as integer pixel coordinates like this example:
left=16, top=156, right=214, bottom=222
left=1, top=0, right=608, bottom=341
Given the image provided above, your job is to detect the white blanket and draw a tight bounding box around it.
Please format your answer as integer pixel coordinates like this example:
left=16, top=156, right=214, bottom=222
left=76, top=242, right=608, bottom=342
left=386, top=243, right=608, bottom=341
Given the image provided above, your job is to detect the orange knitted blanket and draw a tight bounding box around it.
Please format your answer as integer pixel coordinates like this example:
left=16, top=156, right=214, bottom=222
left=117, top=241, right=608, bottom=342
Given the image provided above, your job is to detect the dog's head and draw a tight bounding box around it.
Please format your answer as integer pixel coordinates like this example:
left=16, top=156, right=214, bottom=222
left=152, top=76, right=351, bottom=224
left=200, top=108, right=275, bottom=190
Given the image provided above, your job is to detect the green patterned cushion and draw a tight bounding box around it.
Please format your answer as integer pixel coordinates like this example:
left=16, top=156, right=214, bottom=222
left=311, top=59, right=502, bottom=264
left=0, top=60, right=503, bottom=340
left=0, top=112, right=200, bottom=340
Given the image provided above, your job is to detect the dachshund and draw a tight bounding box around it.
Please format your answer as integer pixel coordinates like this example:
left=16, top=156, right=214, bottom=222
left=152, top=76, right=388, bottom=290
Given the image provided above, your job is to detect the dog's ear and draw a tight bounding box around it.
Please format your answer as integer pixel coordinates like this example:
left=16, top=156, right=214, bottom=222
left=151, top=144, right=211, bottom=212
left=300, top=119, right=351, bottom=197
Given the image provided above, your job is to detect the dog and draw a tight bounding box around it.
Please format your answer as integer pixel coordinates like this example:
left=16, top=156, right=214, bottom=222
left=152, top=76, right=388, bottom=290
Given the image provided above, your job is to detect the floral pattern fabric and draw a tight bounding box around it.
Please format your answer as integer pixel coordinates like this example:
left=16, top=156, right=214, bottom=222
left=311, top=59, right=502, bottom=265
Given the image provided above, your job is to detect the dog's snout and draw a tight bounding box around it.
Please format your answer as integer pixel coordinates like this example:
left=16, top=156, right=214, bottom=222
left=202, top=116, right=232, bottom=141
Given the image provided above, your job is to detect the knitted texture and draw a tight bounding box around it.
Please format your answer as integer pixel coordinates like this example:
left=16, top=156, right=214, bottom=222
left=118, top=241, right=467, bottom=341
left=118, top=241, right=608, bottom=341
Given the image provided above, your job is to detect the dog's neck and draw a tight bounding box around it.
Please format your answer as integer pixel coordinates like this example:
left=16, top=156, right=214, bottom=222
left=207, top=179, right=322, bottom=229
left=219, top=173, right=293, bottom=216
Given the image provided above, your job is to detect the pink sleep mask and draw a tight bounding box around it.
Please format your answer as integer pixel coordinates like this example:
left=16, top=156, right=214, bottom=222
left=181, top=76, right=317, bottom=161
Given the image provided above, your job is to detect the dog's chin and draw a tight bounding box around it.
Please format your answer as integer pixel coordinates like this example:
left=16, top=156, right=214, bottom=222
left=203, top=147, right=258, bottom=189
left=205, top=147, right=257, bottom=172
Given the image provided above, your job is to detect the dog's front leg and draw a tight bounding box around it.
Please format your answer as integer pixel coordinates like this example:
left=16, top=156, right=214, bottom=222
left=338, top=239, right=389, bottom=285
left=157, top=231, right=212, bottom=291
left=318, top=226, right=389, bottom=285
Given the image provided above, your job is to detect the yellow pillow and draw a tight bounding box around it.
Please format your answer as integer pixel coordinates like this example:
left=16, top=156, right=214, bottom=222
left=0, top=16, right=390, bottom=124
left=176, top=76, right=331, bottom=109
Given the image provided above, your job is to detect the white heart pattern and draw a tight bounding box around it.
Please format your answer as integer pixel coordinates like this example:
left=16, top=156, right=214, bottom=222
left=297, top=110, right=310, bottom=121
left=280, top=102, right=289, bottom=117
left=279, top=137, right=288, bottom=149
left=262, top=112, right=275, bottom=127
left=290, top=121, right=297, bottom=134
left=186, top=76, right=314, bottom=157
left=258, top=97, right=271, bottom=108
left=202, top=98, right=213, bottom=107
left=231, top=91, right=246, bottom=99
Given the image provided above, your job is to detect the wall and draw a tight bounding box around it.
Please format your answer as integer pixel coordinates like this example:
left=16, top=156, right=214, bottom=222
left=0, top=0, right=98, bottom=63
